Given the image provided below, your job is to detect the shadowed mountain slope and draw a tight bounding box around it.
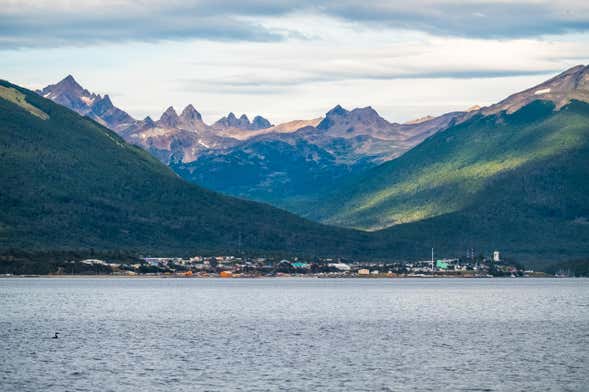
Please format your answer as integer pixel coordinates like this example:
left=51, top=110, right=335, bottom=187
left=0, top=80, right=388, bottom=257
left=39, top=76, right=465, bottom=211
left=312, top=65, right=589, bottom=231
left=311, top=99, right=589, bottom=264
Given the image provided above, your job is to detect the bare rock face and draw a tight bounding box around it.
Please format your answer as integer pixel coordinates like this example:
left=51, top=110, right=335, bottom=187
left=252, top=115, right=272, bottom=129
left=38, top=75, right=92, bottom=111
left=174, top=102, right=468, bottom=210
left=317, top=105, right=395, bottom=140
left=38, top=74, right=466, bottom=199
left=310, top=104, right=466, bottom=163
left=157, top=106, right=179, bottom=128
left=179, top=104, right=204, bottom=129
left=39, top=66, right=589, bottom=214
left=479, top=65, right=589, bottom=116
left=90, top=94, right=114, bottom=115
left=37, top=75, right=135, bottom=132
left=213, top=112, right=240, bottom=129
left=121, top=104, right=239, bottom=164
left=213, top=112, right=273, bottom=131
left=142, top=116, right=155, bottom=127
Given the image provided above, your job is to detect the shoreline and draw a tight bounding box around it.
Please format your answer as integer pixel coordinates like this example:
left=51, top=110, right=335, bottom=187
left=0, top=274, right=567, bottom=279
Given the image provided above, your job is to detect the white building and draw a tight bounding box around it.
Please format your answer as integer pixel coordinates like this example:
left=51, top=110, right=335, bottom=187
left=493, top=251, right=501, bottom=262
left=328, top=263, right=351, bottom=271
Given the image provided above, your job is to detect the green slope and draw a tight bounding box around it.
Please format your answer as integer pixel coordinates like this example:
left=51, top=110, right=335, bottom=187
left=312, top=100, right=589, bottom=262
left=315, top=101, right=589, bottom=228
left=2, top=79, right=588, bottom=265
left=0, top=80, right=380, bottom=256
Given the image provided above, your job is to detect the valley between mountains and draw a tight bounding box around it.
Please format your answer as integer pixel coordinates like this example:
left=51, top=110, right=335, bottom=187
left=2, top=65, right=589, bottom=264
left=38, top=74, right=469, bottom=211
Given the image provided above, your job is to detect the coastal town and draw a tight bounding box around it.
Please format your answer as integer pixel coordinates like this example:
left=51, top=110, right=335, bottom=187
left=13, top=250, right=548, bottom=278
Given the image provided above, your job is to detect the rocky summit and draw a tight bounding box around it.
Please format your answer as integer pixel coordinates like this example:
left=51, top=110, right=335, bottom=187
left=212, top=112, right=273, bottom=131
left=37, top=75, right=135, bottom=132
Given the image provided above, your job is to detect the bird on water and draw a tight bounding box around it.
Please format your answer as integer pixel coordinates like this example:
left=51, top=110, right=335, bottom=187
left=52, top=332, right=60, bottom=339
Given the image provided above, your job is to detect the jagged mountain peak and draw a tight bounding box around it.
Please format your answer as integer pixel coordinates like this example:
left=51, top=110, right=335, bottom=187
left=93, top=94, right=112, bottom=107
left=39, top=74, right=91, bottom=103
left=90, top=94, right=114, bottom=115
left=178, top=104, right=207, bottom=132
left=38, top=75, right=136, bottom=133
left=60, top=74, right=80, bottom=86
left=55, top=74, right=84, bottom=91
left=326, top=104, right=348, bottom=116
left=158, top=106, right=179, bottom=128
left=180, top=104, right=202, bottom=121
left=318, top=104, right=390, bottom=132
left=252, top=115, right=272, bottom=129
left=319, top=105, right=388, bottom=129
left=349, top=106, right=382, bottom=120
left=213, top=112, right=239, bottom=129
left=162, top=106, right=178, bottom=117
left=213, top=112, right=271, bottom=130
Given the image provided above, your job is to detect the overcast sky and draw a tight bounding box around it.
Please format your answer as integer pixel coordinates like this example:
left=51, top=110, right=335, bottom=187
left=2, top=0, right=589, bottom=123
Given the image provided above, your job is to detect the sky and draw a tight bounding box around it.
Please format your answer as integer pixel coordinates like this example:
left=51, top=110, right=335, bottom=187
left=2, top=0, right=589, bottom=124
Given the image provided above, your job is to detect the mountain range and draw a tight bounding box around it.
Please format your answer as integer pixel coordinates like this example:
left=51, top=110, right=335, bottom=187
left=38, top=75, right=469, bottom=208
left=0, top=80, right=384, bottom=257
left=4, top=65, right=588, bottom=265
left=311, top=64, right=589, bottom=230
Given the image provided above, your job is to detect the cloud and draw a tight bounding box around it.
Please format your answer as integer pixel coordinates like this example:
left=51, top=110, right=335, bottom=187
left=174, top=35, right=579, bottom=94
left=0, top=2, right=287, bottom=49
left=4, top=2, right=589, bottom=124
left=1, top=1, right=589, bottom=49
left=320, top=1, right=589, bottom=39
left=182, top=68, right=557, bottom=96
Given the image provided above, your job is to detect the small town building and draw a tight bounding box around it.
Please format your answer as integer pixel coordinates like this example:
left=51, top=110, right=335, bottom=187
left=329, top=263, right=351, bottom=271
left=436, top=260, right=449, bottom=270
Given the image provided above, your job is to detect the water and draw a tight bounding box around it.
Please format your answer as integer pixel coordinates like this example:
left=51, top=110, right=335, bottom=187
left=1, top=278, right=588, bottom=392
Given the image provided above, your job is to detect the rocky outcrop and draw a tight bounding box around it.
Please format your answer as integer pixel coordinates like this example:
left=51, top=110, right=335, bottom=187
left=213, top=112, right=273, bottom=130
left=37, top=75, right=135, bottom=132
